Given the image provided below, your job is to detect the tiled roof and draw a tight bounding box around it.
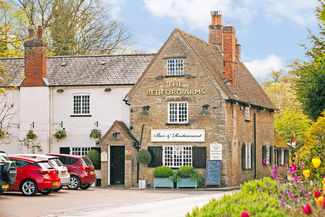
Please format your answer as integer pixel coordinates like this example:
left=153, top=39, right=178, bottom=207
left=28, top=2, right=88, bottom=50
left=178, top=29, right=275, bottom=110
left=0, top=54, right=155, bottom=86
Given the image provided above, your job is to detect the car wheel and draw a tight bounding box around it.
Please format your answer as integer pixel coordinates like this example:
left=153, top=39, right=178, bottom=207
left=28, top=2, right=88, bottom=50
left=40, top=188, right=52, bottom=195
left=67, top=175, right=80, bottom=190
left=80, top=184, right=91, bottom=190
left=21, top=180, right=38, bottom=196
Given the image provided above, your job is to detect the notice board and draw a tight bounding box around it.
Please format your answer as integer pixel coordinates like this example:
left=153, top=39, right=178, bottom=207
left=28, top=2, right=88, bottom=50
left=205, top=160, right=221, bottom=186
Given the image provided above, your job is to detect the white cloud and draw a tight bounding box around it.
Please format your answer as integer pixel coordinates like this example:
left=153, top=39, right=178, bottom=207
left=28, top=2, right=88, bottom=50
left=264, top=0, right=318, bottom=26
left=103, top=0, right=125, bottom=20
left=143, top=0, right=254, bottom=31
left=244, top=54, right=285, bottom=82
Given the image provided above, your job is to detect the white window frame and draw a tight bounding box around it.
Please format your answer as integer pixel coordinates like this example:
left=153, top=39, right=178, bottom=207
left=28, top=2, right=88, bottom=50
left=245, top=143, right=252, bottom=169
left=280, top=149, right=285, bottom=165
left=73, top=94, right=90, bottom=115
left=245, top=106, right=250, bottom=121
left=166, top=58, right=184, bottom=76
left=71, top=147, right=91, bottom=156
left=168, top=101, right=188, bottom=124
left=163, top=146, right=192, bottom=168
left=265, top=145, right=270, bottom=164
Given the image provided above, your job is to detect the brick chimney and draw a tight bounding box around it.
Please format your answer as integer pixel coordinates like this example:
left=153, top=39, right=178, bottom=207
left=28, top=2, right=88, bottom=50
left=209, top=11, right=241, bottom=91
left=23, top=26, right=47, bottom=87
left=209, top=10, right=223, bottom=50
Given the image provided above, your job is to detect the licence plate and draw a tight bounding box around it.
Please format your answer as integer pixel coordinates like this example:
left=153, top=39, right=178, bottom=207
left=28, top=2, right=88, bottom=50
left=2, top=184, right=9, bottom=189
left=53, top=181, right=59, bottom=186
left=90, top=171, right=94, bottom=174
left=62, top=171, right=67, bottom=175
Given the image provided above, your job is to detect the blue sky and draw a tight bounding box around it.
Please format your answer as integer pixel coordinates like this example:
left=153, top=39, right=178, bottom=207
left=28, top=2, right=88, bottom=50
left=108, top=0, right=319, bottom=82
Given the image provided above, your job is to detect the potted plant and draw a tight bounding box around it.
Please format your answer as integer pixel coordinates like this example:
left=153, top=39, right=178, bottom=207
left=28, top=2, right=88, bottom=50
left=0, top=129, right=5, bottom=139
left=26, top=130, right=37, bottom=139
left=54, top=129, right=66, bottom=139
left=90, top=129, right=102, bottom=139
left=136, top=149, right=152, bottom=188
left=176, top=165, right=202, bottom=188
left=153, top=166, right=174, bottom=189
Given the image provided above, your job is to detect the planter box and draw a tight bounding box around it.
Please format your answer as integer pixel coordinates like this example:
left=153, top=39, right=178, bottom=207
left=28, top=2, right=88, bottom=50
left=153, top=177, right=174, bottom=189
left=177, top=178, right=198, bottom=188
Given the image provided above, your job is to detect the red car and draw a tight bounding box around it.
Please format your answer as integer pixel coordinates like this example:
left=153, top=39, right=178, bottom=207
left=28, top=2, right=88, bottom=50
left=8, top=156, right=61, bottom=196
left=48, top=154, right=96, bottom=190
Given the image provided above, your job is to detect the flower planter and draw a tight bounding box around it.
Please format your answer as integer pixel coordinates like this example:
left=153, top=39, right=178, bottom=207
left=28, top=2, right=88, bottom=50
left=177, top=178, right=198, bottom=188
left=153, top=177, right=174, bottom=189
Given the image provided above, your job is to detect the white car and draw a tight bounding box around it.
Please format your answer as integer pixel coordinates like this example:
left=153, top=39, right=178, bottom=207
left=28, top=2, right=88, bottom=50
left=14, top=154, right=70, bottom=191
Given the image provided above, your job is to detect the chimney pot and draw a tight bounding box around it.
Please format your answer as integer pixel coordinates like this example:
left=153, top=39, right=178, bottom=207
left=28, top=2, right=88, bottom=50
left=210, top=11, right=217, bottom=25
left=37, top=26, right=43, bottom=40
left=28, top=26, right=35, bottom=39
left=216, top=10, right=222, bottom=25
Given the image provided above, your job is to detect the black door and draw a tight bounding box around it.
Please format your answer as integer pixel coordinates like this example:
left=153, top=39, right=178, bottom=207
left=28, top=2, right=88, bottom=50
left=110, top=146, right=125, bottom=185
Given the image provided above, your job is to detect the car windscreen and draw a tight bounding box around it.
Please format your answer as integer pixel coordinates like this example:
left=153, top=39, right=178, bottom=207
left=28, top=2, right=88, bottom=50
left=82, top=157, right=93, bottom=166
left=49, top=158, right=64, bottom=167
left=37, top=161, right=54, bottom=169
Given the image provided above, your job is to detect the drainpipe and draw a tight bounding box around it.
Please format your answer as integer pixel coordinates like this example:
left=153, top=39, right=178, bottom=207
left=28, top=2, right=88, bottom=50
left=137, top=124, right=145, bottom=183
left=253, top=109, right=260, bottom=179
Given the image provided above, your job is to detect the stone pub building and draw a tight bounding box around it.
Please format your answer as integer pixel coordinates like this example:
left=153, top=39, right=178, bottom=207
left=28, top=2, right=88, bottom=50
left=100, top=11, right=277, bottom=188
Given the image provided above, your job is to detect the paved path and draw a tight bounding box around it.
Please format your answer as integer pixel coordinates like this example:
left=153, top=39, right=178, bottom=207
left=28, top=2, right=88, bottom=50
left=0, top=188, right=232, bottom=217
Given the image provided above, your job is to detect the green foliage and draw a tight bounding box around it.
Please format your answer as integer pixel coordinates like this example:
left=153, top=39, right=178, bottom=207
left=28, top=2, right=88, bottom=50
left=86, top=149, right=100, bottom=169
left=240, top=177, right=278, bottom=195
left=90, top=129, right=101, bottom=139
left=136, top=149, right=152, bottom=164
left=176, top=166, right=203, bottom=184
left=292, top=56, right=325, bottom=121
left=0, top=128, right=4, bottom=139
left=26, top=130, right=37, bottom=139
left=274, top=107, right=312, bottom=148
left=20, top=138, right=42, bottom=154
left=54, top=129, right=66, bottom=139
left=296, top=110, right=325, bottom=179
left=153, top=166, right=173, bottom=178
left=186, top=179, right=287, bottom=217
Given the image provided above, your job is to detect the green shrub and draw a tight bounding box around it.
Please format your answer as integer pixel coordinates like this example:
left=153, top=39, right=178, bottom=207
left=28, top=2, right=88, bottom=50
left=240, top=177, right=277, bottom=194
left=86, top=149, right=100, bottom=169
left=153, top=166, right=173, bottom=178
left=186, top=190, right=287, bottom=217
left=136, top=149, right=152, bottom=164
left=177, top=165, right=194, bottom=178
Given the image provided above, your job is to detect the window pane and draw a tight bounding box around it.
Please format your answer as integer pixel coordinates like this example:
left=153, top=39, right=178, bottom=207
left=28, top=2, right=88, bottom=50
left=167, top=59, right=184, bottom=76
left=163, top=146, right=192, bottom=168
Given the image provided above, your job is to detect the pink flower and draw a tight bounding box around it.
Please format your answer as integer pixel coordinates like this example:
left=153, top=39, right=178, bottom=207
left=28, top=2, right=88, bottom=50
left=314, top=191, right=322, bottom=198
left=263, top=159, right=267, bottom=164
left=302, top=204, right=312, bottom=215
left=291, top=164, right=297, bottom=171
left=241, top=211, right=250, bottom=217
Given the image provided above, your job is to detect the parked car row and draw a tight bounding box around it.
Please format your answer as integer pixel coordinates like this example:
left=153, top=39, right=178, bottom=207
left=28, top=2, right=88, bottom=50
left=0, top=152, right=96, bottom=196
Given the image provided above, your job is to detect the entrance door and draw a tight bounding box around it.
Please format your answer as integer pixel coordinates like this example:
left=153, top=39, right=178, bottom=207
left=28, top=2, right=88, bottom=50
left=110, top=146, right=125, bottom=185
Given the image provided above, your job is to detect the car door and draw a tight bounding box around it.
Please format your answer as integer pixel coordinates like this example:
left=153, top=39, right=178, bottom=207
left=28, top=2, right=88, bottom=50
left=9, top=159, right=28, bottom=191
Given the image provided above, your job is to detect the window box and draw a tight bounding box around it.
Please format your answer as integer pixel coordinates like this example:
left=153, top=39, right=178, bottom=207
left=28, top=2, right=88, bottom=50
left=176, top=178, right=198, bottom=188
left=153, top=177, right=174, bottom=189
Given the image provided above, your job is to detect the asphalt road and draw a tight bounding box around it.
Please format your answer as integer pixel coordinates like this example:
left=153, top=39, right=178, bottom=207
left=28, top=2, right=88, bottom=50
left=0, top=187, right=232, bottom=217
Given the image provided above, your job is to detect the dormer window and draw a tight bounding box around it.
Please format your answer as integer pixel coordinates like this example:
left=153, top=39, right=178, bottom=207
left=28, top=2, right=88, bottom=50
left=167, top=58, right=184, bottom=76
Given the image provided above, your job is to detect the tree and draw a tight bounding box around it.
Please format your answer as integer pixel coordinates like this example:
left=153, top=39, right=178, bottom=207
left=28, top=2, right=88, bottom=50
left=261, top=71, right=302, bottom=113
left=296, top=110, right=325, bottom=179
left=291, top=57, right=325, bottom=121
left=0, top=0, right=27, bottom=57
left=274, top=108, right=312, bottom=149
left=16, top=0, right=131, bottom=56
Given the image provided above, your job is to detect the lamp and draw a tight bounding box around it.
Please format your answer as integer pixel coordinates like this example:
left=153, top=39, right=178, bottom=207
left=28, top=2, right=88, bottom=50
left=104, top=88, right=111, bottom=92
left=199, top=104, right=209, bottom=114
left=112, top=132, right=120, bottom=139
left=30, top=122, right=34, bottom=128
left=94, top=121, right=98, bottom=127
left=56, top=89, right=64, bottom=93
left=155, top=75, right=164, bottom=80
left=184, top=74, right=195, bottom=78
left=141, top=105, right=150, bottom=115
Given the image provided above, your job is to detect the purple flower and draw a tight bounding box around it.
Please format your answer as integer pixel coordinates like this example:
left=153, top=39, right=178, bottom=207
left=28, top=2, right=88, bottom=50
left=289, top=191, right=294, bottom=199
left=258, top=188, right=261, bottom=192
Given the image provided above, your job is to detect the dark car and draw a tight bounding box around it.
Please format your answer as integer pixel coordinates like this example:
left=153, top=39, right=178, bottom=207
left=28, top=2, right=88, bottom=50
left=48, top=154, right=96, bottom=190
left=8, top=156, right=61, bottom=196
left=0, top=151, right=17, bottom=195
